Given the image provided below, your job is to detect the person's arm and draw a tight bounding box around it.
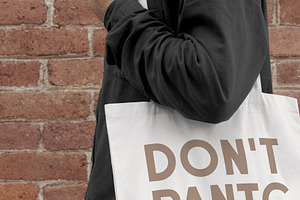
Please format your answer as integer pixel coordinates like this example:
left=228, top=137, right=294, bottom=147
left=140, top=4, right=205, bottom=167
left=94, top=0, right=270, bottom=123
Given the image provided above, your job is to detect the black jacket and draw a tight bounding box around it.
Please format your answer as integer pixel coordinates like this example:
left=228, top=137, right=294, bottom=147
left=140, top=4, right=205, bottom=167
left=85, top=0, right=273, bottom=199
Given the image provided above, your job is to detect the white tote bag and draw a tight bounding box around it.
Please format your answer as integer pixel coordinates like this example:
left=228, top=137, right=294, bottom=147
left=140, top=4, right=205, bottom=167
left=105, top=72, right=300, bottom=200
left=105, top=3, right=300, bottom=199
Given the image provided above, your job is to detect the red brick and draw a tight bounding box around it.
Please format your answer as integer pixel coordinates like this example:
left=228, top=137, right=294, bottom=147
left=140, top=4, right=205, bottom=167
left=267, top=0, right=275, bottom=25
left=43, top=184, right=87, bottom=200
left=48, top=58, right=104, bottom=86
left=0, top=123, right=40, bottom=150
left=276, top=61, right=300, bottom=85
left=54, top=0, right=102, bottom=26
left=280, top=0, right=300, bottom=25
left=0, top=152, right=87, bottom=181
left=44, top=122, right=95, bottom=150
left=93, top=29, right=107, bottom=57
left=0, top=0, right=47, bottom=25
left=269, top=28, right=300, bottom=57
left=0, top=61, right=40, bottom=87
left=0, top=91, right=90, bottom=120
left=0, top=183, right=39, bottom=200
left=274, top=90, right=300, bottom=111
left=0, top=28, right=89, bottom=56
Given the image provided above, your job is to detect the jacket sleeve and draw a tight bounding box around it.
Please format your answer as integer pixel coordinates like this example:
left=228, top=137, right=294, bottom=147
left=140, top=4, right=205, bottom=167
left=104, top=0, right=270, bottom=123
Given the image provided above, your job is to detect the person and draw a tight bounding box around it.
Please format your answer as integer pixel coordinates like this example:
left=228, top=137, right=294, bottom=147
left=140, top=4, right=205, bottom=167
left=85, top=0, right=273, bottom=199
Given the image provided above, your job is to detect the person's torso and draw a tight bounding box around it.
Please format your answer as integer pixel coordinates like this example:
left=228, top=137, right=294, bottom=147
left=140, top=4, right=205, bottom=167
left=85, top=0, right=272, bottom=199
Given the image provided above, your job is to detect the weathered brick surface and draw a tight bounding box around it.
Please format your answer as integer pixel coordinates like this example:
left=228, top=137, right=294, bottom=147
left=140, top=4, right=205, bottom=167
left=280, top=0, right=300, bottom=25
left=0, top=28, right=89, bottom=56
left=0, top=123, right=40, bottom=150
left=0, top=91, right=91, bottom=120
left=44, top=122, right=95, bottom=150
left=0, top=0, right=47, bottom=25
left=276, top=61, right=300, bottom=85
left=0, top=61, right=40, bottom=87
left=0, top=152, right=87, bottom=181
left=54, top=0, right=102, bottom=25
left=48, top=58, right=104, bottom=86
left=43, top=184, right=87, bottom=200
left=93, top=29, right=107, bottom=57
left=0, top=183, right=39, bottom=200
left=269, top=28, right=300, bottom=57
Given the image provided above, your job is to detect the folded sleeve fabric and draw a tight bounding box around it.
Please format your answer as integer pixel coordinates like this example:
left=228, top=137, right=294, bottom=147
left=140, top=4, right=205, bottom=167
left=103, top=0, right=272, bottom=124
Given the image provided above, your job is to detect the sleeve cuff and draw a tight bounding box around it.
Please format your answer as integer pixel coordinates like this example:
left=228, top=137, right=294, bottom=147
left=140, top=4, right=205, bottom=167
left=104, top=0, right=146, bottom=31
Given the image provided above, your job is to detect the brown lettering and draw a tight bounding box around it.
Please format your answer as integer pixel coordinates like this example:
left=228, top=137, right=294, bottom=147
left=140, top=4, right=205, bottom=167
left=259, top=138, right=278, bottom=174
left=248, top=138, right=256, bottom=151
left=181, top=140, right=218, bottom=177
left=237, top=183, right=258, bottom=200
left=221, top=139, right=248, bottom=175
left=153, top=189, right=180, bottom=200
left=144, top=144, right=176, bottom=182
left=211, top=184, right=234, bottom=200
left=186, top=187, right=202, bottom=200
left=262, top=182, right=288, bottom=200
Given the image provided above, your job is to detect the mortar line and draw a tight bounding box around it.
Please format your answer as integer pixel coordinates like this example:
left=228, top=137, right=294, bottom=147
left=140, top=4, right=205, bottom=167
left=88, top=27, right=94, bottom=57
left=44, top=0, right=55, bottom=27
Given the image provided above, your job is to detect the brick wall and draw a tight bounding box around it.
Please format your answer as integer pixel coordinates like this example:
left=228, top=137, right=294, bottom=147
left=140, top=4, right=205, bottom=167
left=0, top=0, right=104, bottom=199
left=268, top=0, right=300, bottom=106
left=0, top=0, right=299, bottom=199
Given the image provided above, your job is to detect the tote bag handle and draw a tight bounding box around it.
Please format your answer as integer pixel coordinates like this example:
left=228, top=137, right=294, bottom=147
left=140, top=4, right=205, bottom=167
left=138, top=0, right=148, bottom=9
left=251, top=74, right=262, bottom=93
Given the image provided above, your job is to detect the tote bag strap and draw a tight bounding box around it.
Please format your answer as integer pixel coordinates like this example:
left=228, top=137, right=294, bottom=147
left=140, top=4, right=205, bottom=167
left=138, top=0, right=148, bottom=9
left=250, top=74, right=262, bottom=93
